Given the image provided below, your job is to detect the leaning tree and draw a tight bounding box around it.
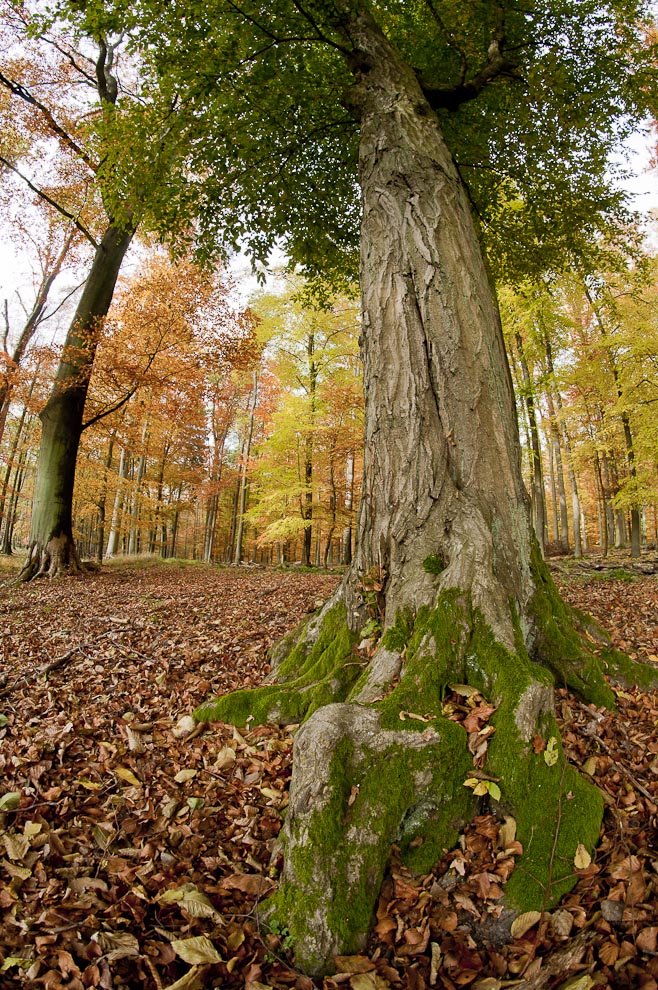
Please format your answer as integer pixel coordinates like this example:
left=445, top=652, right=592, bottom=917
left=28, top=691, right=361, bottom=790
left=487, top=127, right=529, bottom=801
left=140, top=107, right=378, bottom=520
left=84, top=0, right=658, bottom=974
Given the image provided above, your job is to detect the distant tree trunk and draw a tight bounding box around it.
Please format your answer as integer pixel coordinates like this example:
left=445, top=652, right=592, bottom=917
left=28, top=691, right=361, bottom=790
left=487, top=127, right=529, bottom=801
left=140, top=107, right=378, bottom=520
left=128, top=417, right=149, bottom=555
left=233, top=370, right=258, bottom=565
left=545, top=400, right=569, bottom=552
left=0, top=231, right=77, bottom=449
left=300, top=332, right=316, bottom=566
left=586, top=289, right=641, bottom=558
left=106, top=444, right=129, bottom=557
left=0, top=371, right=39, bottom=550
left=514, top=331, right=546, bottom=551
left=1, top=448, right=28, bottom=554
left=96, top=436, right=114, bottom=562
left=341, top=449, right=354, bottom=565
left=19, top=222, right=134, bottom=580
left=324, top=448, right=337, bottom=568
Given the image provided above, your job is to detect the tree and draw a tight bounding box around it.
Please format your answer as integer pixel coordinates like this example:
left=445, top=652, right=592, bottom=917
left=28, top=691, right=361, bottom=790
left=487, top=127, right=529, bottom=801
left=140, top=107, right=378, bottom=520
left=0, top=2, right=208, bottom=578
left=91, top=0, right=658, bottom=974
left=244, top=286, right=362, bottom=566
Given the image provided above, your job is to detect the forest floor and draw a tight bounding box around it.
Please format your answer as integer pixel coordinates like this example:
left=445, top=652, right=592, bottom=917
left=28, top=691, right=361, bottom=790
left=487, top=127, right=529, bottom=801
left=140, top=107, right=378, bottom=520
left=0, top=556, right=657, bottom=990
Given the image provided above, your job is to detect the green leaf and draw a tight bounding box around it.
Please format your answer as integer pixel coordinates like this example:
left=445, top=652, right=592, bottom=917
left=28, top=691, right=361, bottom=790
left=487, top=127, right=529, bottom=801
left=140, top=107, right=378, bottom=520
left=0, top=792, right=21, bottom=811
left=544, top=737, right=559, bottom=767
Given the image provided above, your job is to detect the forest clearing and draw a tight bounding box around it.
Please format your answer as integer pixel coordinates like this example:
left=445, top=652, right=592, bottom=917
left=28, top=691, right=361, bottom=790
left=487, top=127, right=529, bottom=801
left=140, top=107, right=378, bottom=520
left=0, top=559, right=657, bottom=990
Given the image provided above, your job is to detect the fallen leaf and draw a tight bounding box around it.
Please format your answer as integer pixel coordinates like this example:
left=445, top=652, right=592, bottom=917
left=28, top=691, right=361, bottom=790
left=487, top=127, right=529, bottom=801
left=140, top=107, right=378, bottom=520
left=510, top=911, right=542, bottom=939
left=114, top=766, right=141, bottom=786
left=171, top=935, right=223, bottom=965
left=574, top=843, right=591, bottom=870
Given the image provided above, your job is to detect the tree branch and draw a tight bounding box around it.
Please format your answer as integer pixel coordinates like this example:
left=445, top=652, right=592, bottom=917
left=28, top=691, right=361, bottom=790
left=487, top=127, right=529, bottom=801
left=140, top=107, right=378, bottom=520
left=0, top=69, right=98, bottom=172
left=420, top=1, right=520, bottom=110
left=0, top=157, right=98, bottom=248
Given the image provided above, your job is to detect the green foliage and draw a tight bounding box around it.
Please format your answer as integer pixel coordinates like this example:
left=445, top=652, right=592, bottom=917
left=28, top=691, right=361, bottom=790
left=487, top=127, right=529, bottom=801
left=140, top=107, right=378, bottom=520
left=64, top=0, right=658, bottom=279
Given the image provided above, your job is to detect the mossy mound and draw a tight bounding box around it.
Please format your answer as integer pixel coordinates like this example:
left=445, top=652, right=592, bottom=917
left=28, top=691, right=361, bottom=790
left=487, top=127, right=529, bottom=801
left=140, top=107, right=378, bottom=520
left=194, top=603, right=361, bottom=726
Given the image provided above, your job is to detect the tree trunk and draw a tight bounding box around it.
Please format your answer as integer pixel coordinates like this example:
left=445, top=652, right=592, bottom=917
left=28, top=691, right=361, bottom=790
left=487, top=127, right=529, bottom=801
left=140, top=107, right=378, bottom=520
left=341, top=448, right=354, bottom=565
left=106, top=445, right=129, bottom=557
left=0, top=231, right=77, bottom=450
left=514, top=332, right=546, bottom=551
left=195, top=13, right=637, bottom=975
left=19, top=223, right=133, bottom=580
left=233, top=370, right=258, bottom=565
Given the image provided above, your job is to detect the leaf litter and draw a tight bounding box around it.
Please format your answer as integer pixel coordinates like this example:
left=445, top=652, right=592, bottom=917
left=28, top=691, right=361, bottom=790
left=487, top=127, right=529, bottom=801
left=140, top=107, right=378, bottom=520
left=0, top=561, right=656, bottom=990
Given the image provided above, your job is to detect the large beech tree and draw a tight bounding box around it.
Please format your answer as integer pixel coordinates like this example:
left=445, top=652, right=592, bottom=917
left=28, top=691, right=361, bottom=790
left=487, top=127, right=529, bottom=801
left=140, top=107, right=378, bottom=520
left=81, top=0, right=658, bottom=975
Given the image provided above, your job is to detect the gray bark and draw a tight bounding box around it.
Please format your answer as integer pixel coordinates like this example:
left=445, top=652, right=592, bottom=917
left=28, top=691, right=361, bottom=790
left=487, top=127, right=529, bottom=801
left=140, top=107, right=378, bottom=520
left=342, top=13, right=535, bottom=649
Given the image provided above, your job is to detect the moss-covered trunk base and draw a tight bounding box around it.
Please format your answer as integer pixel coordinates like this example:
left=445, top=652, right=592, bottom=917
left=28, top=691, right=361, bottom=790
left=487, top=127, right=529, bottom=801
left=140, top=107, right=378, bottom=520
left=195, top=571, right=658, bottom=976
left=18, top=536, right=84, bottom=582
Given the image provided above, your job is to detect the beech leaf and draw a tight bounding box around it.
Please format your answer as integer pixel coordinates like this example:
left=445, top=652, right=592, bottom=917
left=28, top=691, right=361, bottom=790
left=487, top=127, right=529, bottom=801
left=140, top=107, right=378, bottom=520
left=573, top=843, right=592, bottom=870
left=174, top=768, right=198, bottom=783
left=114, top=767, right=141, bottom=786
left=510, top=911, right=542, bottom=939
left=171, top=935, right=223, bottom=965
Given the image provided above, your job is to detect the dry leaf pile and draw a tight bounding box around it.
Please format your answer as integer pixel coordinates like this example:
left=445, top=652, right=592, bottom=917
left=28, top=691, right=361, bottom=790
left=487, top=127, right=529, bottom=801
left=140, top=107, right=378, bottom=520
left=0, top=561, right=656, bottom=990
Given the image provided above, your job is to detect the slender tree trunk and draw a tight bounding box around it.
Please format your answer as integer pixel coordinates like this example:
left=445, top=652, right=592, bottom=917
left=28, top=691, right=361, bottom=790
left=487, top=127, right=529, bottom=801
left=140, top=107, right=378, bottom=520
left=586, top=290, right=642, bottom=557
left=106, top=445, right=129, bottom=557
left=300, top=333, right=316, bottom=566
left=514, top=332, right=546, bottom=551
left=233, top=370, right=258, bottom=565
left=96, top=436, right=114, bottom=562
left=341, top=448, right=354, bottom=565
left=19, top=223, right=134, bottom=580
left=1, top=449, right=28, bottom=554
left=0, top=376, right=37, bottom=549
left=0, top=231, right=77, bottom=450
left=128, top=417, right=149, bottom=555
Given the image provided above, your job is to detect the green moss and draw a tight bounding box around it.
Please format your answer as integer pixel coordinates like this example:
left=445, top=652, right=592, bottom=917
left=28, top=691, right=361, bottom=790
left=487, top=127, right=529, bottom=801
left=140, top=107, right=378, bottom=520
left=467, top=613, right=602, bottom=910
left=268, top=719, right=473, bottom=975
left=600, top=647, right=658, bottom=691
left=194, top=603, right=361, bottom=726
left=422, top=553, right=446, bottom=575
left=380, top=607, right=414, bottom=653
left=528, top=541, right=615, bottom=709
left=376, top=592, right=468, bottom=726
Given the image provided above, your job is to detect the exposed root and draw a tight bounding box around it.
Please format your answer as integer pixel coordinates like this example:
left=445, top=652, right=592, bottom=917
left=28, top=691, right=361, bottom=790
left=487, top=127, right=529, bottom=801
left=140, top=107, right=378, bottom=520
left=17, top=536, right=84, bottom=582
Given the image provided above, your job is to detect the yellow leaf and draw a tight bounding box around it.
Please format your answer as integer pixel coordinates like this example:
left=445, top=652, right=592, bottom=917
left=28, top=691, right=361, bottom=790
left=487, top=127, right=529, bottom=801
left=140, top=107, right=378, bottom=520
left=574, top=843, right=591, bottom=870
left=544, top=737, right=559, bottom=767
left=510, top=911, right=542, bottom=939
left=174, top=769, right=198, bottom=784
left=114, top=767, right=141, bottom=786
left=582, top=757, right=597, bottom=776
left=171, top=936, right=223, bottom=965
left=162, top=966, right=204, bottom=990
left=473, top=781, right=489, bottom=796
left=78, top=778, right=103, bottom=791
left=213, top=746, right=236, bottom=770
left=499, top=816, right=517, bottom=848
left=556, top=976, right=594, bottom=990
left=3, top=833, right=30, bottom=862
